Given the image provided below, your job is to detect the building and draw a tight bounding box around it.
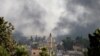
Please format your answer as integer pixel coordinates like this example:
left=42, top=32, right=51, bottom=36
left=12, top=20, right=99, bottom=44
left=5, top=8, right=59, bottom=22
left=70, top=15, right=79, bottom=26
left=31, top=48, right=41, bottom=56
left=30, top=33, right=56, bottom=56
left=47, top=33, right=56, bottom=56
left=66, top=50, right=84, bottom=56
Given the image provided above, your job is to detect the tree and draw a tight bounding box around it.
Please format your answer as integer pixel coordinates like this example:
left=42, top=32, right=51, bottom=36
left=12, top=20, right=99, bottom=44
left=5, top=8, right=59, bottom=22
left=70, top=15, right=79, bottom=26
left=0, top=17, right=29, bottom=56
left=0, top=46, right=10, bottom=56
left=62, top=37, right=73, bottom=51
left=0, top=17, right=15, bottom=55
left=14, top=45, right=29, bottom=56
left=75, top=36, right=89, bottom=48
left=30, top=36, right=33, bottom=42
left=88, top=28, right=100, bottom=56
left=39, top=47, right=49, bottom=56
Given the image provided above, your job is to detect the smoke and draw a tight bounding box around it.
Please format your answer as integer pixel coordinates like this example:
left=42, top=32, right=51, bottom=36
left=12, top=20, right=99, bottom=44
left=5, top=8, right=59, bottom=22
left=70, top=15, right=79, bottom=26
left=53, top=0, right=100, bottom=37
left=0, top=0, right=100, bottom=40
left=0, top=0, right=46, bottom=37
left=0, top=0, right=65, bottom=38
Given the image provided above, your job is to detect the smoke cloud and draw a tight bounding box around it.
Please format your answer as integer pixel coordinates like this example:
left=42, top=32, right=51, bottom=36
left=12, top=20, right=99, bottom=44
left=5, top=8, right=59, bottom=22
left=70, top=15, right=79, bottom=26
left=0, top=0, right=100, bottom=40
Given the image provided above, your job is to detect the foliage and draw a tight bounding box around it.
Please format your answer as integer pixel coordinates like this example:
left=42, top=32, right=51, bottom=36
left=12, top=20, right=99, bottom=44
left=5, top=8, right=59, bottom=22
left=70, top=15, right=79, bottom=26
left=62, top=36, right=89, bottom=51
left=0, top=17, right=29, bottom=56
left=75, top=36, right=89, bottom=48
left=84, top=51, right=88, bottom=56
left=14, top=45, right=29, bottom=56
left=41, top=48, right=47, bottom=52
left=0, top=17, right=15, bottom=55
left=88, top=28, right=100, bottom=56
left=0, top=46, right=10, bottom=56
left=39, top=47, right=49, bottom=56
left=62, top=37, right=73, bottom=50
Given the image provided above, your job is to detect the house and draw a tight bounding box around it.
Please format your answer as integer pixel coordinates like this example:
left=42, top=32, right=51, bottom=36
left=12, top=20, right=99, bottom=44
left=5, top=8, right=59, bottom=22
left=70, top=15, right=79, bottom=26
left=56, top=50, right=63, bottom=56
left=30, top=33, right=56, bottom=56
left=64, top=50, right=84, bottom=56
left=31, top=48, right=41, bottom=56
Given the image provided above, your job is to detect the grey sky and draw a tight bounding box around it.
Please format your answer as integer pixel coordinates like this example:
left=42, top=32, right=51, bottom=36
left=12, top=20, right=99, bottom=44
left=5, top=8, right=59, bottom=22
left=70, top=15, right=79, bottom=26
left=54, top=0, right=100, bottom=37
left=0, top=0, right=100, bottom=39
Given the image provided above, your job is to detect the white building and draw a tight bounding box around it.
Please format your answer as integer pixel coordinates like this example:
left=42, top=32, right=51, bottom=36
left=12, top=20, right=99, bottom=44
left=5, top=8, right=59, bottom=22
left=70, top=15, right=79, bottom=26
left=64, top=50, right=84, bottom=56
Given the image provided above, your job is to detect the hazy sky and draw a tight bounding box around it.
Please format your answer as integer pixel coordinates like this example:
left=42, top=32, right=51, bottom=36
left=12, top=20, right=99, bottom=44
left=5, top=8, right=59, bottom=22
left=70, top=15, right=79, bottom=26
left=0, top=0, right=100, bottom=39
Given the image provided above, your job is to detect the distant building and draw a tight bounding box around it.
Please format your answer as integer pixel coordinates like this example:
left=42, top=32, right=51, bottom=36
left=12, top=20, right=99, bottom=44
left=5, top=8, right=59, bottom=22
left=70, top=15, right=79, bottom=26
left=47, top=33, right=56, bottom=56
left=56, top=50, right=63, bottom=56
left=62, top=44, right=85, bottom=56
left=31, top=48, right=41, bottom=56
left=73, top=45, right=83, bottom=51
left=73, top=43, right=87, bottom=52
left=64, top=50, right=84, bottom=56
left=30, top=33, right=56, bottom=56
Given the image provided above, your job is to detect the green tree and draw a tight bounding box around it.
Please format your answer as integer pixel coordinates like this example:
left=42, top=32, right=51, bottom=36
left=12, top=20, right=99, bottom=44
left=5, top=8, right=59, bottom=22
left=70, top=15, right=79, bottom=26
left=0, top=46, right=10, bottom=56
left=0, top=17, right=29, bottom=56
left=75, top=36, right=89, bottom=48
left=0, top=17, right=15, bottom=55
left=39, top=47, right=49, bottom=56
left=62, top=37, right=73, bottom=51
left=14, top=45, right=29, bottom=56
left=88, top=28, right=100, bottom=56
